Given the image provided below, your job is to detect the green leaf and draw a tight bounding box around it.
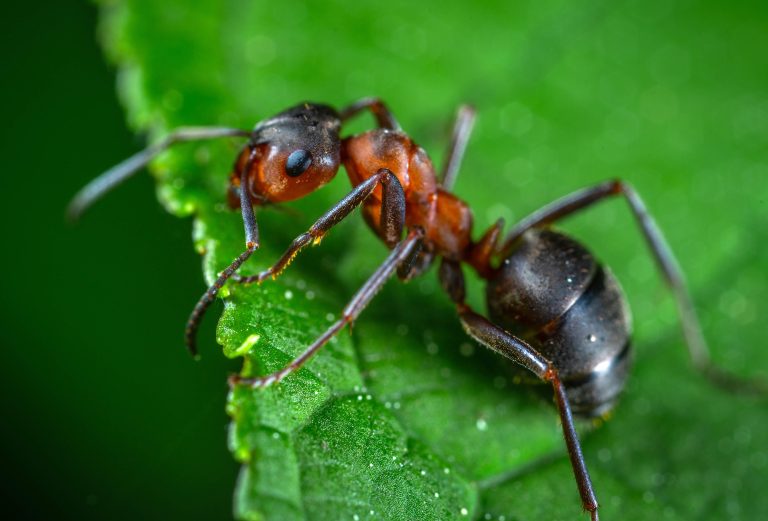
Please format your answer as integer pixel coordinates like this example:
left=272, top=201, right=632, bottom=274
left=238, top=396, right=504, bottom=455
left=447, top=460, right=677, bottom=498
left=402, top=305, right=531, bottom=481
left=100, top=1, right=768, bottom=520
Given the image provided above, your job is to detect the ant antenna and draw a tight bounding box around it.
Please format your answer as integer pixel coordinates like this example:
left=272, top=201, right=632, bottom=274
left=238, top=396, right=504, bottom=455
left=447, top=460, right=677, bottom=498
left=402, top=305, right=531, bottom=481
left=67, top=126, right=250, bottom=221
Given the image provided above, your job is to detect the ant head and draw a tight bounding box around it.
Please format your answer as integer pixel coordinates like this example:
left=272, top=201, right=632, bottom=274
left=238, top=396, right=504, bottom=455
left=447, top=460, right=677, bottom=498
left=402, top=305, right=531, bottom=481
left=245, top=102, right=342, bottom=203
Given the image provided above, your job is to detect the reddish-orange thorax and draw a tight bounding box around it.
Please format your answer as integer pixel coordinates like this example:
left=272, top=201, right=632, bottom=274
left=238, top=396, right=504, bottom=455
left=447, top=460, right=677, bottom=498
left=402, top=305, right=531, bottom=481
left=342, top=129, right=474, bottom=262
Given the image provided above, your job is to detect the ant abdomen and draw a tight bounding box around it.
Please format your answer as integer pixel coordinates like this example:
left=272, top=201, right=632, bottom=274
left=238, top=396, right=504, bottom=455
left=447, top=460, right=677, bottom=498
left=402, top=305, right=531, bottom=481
left=487, top=229, right=633, bottom=417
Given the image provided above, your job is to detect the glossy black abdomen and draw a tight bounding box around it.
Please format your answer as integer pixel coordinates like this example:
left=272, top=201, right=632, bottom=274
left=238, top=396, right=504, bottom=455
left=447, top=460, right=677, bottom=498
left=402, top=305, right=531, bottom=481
left=486, top=229, right=632, bottom=417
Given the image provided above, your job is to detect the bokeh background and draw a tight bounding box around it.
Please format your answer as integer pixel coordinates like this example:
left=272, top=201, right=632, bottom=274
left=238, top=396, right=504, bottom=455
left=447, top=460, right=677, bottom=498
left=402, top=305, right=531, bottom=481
left=1, top=2, right=238, bottom=520
left=1, top=1, right=766, bottom=520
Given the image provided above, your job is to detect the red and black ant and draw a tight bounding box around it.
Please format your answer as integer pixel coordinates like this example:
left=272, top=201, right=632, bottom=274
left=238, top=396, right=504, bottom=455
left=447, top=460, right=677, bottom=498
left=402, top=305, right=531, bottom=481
left=69, top=98, right=765, bottom=520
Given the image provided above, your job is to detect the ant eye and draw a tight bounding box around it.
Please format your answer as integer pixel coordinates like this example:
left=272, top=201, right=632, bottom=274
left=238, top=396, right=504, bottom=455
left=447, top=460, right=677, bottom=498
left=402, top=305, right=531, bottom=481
left=285, top=149, right=312, bottom=177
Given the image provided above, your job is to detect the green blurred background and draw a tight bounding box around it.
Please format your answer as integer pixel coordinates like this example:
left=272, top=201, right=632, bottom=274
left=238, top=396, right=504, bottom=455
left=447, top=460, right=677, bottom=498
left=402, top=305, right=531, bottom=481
left=0, top=2, right=238, bottom=519
left=1, top=0, right=766, bottom=520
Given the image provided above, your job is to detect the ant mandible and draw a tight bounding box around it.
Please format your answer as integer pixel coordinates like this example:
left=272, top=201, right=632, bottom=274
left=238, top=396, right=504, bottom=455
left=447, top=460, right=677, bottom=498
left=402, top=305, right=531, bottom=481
left=69, top=97, right=766, bottom=520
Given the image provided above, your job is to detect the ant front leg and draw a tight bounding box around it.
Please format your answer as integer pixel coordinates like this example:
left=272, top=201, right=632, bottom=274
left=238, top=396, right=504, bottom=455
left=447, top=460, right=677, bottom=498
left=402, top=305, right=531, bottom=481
left=438, top=260, right=599, bottom=521
left=230, top=227, right=424, bottom=388
left=185, top=147, right=261, bottom=356
left=233, top=168, right=406, bottom=285
left=67, top=124, right=256, bottom=357
left=498, top=179, right=767, bottom=395
left=338, top=97, right=401, bottom=130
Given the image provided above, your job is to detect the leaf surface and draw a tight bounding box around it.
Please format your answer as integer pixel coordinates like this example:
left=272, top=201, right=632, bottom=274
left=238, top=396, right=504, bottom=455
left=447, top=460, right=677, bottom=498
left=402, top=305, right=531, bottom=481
left=101, top=1, right=768, bottom=519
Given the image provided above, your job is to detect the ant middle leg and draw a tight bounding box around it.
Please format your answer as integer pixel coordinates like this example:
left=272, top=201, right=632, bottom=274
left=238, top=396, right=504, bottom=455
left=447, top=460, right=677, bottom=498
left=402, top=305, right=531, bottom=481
left=230, top=227, right=424, bottom=388
left=498, top=179, right=766, bottom=395
left=439, top=104, right=476, bottom=191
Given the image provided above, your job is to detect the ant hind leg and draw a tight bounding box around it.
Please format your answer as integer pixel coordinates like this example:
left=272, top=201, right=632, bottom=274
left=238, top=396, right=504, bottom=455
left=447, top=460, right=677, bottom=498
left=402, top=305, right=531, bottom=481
left=458, top=304, right=600, bottom=521
left=438, top=260, right=599, bottom=520
left=498, top=179, right=767, bottom=396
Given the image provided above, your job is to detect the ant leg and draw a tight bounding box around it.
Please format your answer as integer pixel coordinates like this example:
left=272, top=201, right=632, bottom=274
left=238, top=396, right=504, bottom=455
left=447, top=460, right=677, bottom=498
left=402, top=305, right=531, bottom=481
left=233, top=168, right=406, bottom=285
left=230, top=227, right=424, bottom=387
left=439, top=262, right=599, bottom=519
left=184, top=148, right=260, bottom=356
left=499, top=179, right=767, bottom=395
left=338, top=97, right=400, bottom=130
left=67, top=126, right=250, bottom=221
left=459, top=304, right=599, bottom=520
left=439, top=104, right=476, bottom=191
left=465, top=219, right=505, bottom=278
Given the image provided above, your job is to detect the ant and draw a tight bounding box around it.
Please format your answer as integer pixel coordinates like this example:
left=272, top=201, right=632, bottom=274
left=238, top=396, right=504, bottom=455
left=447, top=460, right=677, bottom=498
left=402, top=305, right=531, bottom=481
left=69, top=98, right=765, bottom=520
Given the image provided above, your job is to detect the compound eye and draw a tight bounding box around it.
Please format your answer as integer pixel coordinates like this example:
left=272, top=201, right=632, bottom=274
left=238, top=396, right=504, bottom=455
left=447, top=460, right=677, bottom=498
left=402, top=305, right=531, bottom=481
left=285, top=149, right=313, bottom=177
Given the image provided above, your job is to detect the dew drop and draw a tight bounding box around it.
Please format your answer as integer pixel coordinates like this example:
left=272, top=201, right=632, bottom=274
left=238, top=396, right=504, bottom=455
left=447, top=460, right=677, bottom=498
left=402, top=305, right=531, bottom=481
left=461, top=507, right=469, bottom=516
left=587, top=334, right=597, bottom=343
left=476, top=418, right=488, bottom=431
left=284, top=290, right=293, bottom=300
